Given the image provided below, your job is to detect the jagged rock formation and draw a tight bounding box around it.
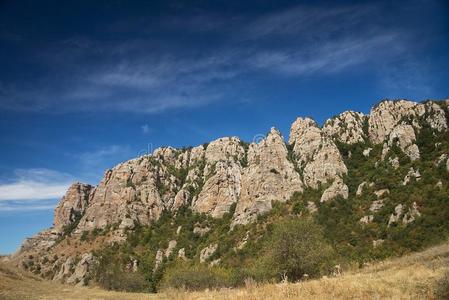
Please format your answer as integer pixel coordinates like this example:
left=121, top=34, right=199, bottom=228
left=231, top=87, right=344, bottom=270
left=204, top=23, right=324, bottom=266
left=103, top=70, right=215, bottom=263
left=232, top=128, right=303, bottom=226
left=192, top=137, right=243, bottom=217
left=320, top=177, right=348, bottom=202
left=200, top=243, right=218, bottom=263
left=323, top=111, right=367, bottom=144
left=54, top=183, right=94, bottom=231
left=12, top=98, right=449, bottom=286
left=289, top=117, right=347, bottom=189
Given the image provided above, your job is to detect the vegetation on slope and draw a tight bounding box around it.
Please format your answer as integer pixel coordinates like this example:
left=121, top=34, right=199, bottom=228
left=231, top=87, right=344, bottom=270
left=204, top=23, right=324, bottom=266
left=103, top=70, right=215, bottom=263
left=85, top=124, right=449, bottom=293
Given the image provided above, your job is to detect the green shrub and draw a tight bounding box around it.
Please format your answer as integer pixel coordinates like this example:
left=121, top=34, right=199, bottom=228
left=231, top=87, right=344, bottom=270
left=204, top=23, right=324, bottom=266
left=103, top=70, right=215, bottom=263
left=160, top=261, right=233, bottom=291
left=96, top=264, right=148, bottom=292
left=254, top=217, right=336, bottom=282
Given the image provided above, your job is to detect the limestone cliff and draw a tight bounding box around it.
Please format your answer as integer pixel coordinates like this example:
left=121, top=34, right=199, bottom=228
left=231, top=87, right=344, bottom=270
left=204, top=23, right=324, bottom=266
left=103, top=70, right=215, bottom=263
left=12, top=98, right=449, bottom=286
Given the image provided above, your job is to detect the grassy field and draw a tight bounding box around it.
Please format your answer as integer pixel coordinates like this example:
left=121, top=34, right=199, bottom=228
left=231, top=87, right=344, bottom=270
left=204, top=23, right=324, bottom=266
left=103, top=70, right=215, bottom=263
left=2, top=242, right=449, bottom=300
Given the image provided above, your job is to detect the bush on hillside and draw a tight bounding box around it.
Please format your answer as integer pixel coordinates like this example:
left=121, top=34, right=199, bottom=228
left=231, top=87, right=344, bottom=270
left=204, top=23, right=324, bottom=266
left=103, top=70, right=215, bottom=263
left=160, top=261, right=234, bottom=291
left=254, top=217, right=336, bottom=282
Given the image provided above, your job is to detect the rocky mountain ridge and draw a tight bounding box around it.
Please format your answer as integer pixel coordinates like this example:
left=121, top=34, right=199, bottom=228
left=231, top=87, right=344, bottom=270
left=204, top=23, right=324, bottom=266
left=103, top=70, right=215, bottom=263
left=11, top=98, right=449, bottom=286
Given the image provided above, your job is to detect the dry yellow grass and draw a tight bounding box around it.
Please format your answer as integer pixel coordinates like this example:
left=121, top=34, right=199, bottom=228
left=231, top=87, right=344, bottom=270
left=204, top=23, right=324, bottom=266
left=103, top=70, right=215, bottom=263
left=2, top=242, right=449, bottom=299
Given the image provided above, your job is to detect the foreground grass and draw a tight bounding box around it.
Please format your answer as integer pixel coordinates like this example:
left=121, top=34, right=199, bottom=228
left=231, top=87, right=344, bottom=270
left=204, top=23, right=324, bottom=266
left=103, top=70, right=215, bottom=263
left=2, top=242, right=449, bottom=299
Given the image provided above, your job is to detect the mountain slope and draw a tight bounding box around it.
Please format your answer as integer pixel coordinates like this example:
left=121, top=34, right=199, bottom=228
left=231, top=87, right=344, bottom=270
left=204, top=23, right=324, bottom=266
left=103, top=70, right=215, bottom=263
left=2, top=241, right=449, bottom=299
left=9, top=98, right=449, bottom=291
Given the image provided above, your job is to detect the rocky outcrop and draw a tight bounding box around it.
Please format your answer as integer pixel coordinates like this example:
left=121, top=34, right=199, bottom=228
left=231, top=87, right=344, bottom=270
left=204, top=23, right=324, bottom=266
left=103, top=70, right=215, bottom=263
left=388, top=204, right=404, bottom=226
left=14, top=97, right=449, bottom=287
left=165, top=240, right=177, bottom=258
left=320, top=177, right=349, bottom=202
left=356, top=182, right=367, bottom=197
left=370, top=200, right=384, bottom=212
left=403, top=168, right=421, bottom=185
left=368, top=100, right=447, bottom=161
left=54, top=183, right=94, bottom=231
left=289, top=118, right=347, bottom=189
left=178, top=248, right=187, bottom=260
left=387, top=124, right=420, bottom=161
left=360, top=215, right=374, bottom=224
left=200, top=243, right=218, bottom=263
left=18, top=229, right=61, bottom=254
left=388, top=202, right=421, bottom=226
left=403, top=202, right=421, bottom=224
left=368, top=100, right=422, bottom=144
left=65, top=253, right=97, bottom=286
left=232, top=128, right=303, bottom=226
left=323, top=111, right=367, bottom=144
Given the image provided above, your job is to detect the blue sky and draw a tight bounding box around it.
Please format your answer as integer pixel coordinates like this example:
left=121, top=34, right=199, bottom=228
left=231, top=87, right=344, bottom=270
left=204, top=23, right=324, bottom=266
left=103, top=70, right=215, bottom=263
left=0, top=0, right=448, bottom=254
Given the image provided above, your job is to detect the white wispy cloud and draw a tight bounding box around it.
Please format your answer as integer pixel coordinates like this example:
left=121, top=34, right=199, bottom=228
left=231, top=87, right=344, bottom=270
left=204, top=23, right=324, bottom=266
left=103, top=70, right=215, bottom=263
left=0, top=2, right=439, bottom=113
left=0, top=199, right=58, bottom=211
left=0, top=169, right=73, bottom=201
left=78, top=145, right=132, bottom=169
left=141, top=124, right=151, bottom=134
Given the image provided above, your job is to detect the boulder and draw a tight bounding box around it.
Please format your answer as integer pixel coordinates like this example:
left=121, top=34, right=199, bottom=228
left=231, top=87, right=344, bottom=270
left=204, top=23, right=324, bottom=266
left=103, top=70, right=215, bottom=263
left=200, top=244, right=218, bottom=263
left=320, top=177, right=349, bottom=202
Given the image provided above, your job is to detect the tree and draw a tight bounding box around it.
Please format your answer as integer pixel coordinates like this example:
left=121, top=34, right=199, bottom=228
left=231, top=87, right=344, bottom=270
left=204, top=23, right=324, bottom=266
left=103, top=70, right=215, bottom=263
left=258, top=217, right=336, bottom=282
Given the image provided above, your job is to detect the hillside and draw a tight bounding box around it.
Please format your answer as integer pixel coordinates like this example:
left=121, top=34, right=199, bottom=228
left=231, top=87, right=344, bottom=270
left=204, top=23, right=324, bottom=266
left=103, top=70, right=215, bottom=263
left=2, top=241, right=449, bottom=299
left=8, top=98, right=449, bottom=292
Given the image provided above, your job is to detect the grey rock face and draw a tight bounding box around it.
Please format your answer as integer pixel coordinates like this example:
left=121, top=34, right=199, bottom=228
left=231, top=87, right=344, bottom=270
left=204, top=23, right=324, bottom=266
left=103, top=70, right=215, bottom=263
left=200, top=243, right=218, bottom=263
left=289, top=118, right=347, bottom=189
left=323, top=111, right=367, bottom=144
left=232, top=128, right=303, bottom=226
left=320, top=177, right=349, bottom=203
left=54, top=183, right=94, bottom=231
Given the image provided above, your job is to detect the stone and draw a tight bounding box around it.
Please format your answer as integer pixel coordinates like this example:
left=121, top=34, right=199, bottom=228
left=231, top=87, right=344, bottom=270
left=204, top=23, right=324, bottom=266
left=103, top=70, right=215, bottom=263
left=368, top=100, right=423, bottom=144
left=403, top=202, right=421, bottom=224
left=53, top=257, right=75, bottom=282
left=389, top=157, right=400, bottom=169
left=388, top=124, right=419, bottom=161
left=232, top=128, right=303, bottom=226
left=381, top=143, right=390, bottom=161
left=388, top=204, right=404, bottom=226
left=178, top=248, right=187, bottom=260
left=372, top=239, right=385, bottom=248
left=193, top=160, right=242, bottom=217
left=436, top=154, right=447, bottom=166
left=200, top=244, right=218, bottom=263
left=236, top=232, right=250, bottom=250
left=320, top=177, right=349, bottom=203
left=119, top=218, right=135, bottom=230
left=374, top=189, right=389, bottom=198
left=368, top=99, right=447, bottom=146
left=360, top=215, right=374, bottom=224
left=153, top=250, right=164, bottom=272
left=356, top=182, right=367, bottom=197
left=193, top=225, right=210, bottom=236
left=165, top=240, right=177, bottom=258
left=210, top=259, right=221, bottom=267
left=289, top=118, right=347, bottom=189
left=322, top=111, right=367, bottom=144
left=403, top=168, right=421, bottom=185
left=66, top=253, right=97, bottom=286
left=54, top=183, right=94, bottom=232
left=363, top=148, right=372, bottom=157
left=369, top=200, right=384, bottom=213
